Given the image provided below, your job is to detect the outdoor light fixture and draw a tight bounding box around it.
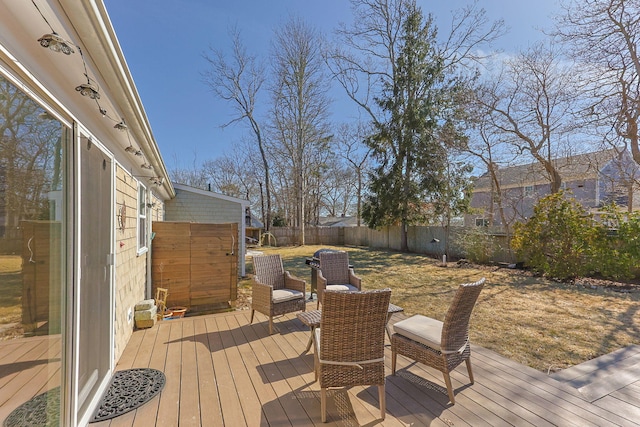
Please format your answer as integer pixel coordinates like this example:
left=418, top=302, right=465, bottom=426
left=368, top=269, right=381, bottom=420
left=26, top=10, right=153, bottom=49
left=114, top=120, right=128, bottom=131
left=148, top=177, right=164, bottom=186
left=75, top=82, right=100, bottom=99
left=125, top=144, right=143, bottom=156
left=37, top=32, right=75, bottom=55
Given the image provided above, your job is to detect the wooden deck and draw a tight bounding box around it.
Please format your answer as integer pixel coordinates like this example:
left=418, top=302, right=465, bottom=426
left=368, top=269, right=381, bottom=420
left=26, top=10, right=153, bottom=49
left=95, top=305, right=640, bottom=426
left=0, top=335, right=61, bottom=423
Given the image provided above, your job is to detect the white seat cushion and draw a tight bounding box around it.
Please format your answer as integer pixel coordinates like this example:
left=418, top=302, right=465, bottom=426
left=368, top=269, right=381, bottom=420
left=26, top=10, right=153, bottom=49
left=272, top=288, right=304, bottom=303
left=393, top=315, right=442, bottom=349
left=326, top=284, right=359, bottom=292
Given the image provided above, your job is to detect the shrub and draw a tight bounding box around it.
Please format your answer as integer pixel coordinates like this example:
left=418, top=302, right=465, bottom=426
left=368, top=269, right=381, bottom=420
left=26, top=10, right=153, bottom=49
left=456, top=227, right=508, bottom=264
left=511, top=191, right=595, bottom=281
left=588, top=205, right=640, bottom=280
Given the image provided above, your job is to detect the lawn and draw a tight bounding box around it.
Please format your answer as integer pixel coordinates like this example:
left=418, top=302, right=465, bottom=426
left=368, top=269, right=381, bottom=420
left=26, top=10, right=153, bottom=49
left=240, top=245, right=640, bottom=373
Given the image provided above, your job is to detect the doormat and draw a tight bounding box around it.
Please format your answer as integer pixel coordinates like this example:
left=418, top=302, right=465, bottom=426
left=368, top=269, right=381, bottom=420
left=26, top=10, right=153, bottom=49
left=89, top=368, right=166, bottom=423
left=3, top=387, right=60, bottom=427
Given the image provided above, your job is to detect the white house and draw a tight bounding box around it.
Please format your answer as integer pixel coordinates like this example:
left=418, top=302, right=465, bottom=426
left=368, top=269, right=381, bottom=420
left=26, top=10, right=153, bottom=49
left=0, top=1, right=174, bottom=425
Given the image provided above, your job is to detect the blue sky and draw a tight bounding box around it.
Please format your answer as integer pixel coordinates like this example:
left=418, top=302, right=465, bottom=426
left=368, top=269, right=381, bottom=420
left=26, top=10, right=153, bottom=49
left=105, top=0, right=560, bottom=171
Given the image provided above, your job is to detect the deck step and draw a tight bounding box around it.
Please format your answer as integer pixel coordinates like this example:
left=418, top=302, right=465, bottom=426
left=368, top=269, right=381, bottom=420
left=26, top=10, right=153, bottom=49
left=550, top=345, right=640, bottom=402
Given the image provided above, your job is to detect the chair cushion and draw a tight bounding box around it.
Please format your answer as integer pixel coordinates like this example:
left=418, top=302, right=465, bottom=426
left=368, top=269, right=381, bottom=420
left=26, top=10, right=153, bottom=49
left=272, top=288, right=304, bottom=303
left=326, top=284, right=359, bottom=292
left=393, top=315, right=442, bottom=349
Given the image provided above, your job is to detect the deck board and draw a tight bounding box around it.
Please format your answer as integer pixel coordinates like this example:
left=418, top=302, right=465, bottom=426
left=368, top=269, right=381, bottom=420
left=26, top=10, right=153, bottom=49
left=2, top=308, right=640, bottom=427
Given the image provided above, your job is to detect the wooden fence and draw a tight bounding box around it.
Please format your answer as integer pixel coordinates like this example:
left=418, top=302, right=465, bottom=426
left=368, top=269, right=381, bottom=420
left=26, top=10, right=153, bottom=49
left=270, top=225, right=514, bottom=263
left=152, top=222, right=238, bottom=312
left=20, top=221, right=62, bottom=335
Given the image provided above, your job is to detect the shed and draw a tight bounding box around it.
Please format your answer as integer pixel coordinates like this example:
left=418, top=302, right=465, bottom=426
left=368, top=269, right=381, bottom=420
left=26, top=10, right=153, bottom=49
left=165, top=183, right=249, bottom=276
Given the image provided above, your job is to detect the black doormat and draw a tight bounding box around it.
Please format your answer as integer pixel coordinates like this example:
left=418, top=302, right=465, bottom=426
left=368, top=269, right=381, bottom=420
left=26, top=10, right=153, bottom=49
left=3, top=387, right=60, bottom=427
left=90, top=368, right=166, bottom=423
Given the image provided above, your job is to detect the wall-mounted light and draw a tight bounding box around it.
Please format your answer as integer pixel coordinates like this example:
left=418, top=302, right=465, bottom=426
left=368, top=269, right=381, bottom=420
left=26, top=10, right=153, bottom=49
left=75, top=81, right=100, bottom=99
left=114, top=120, right=128, bottom=132
left=37, top=32, right=75, bottom=55
left=148, top=177, right=164, bottom=186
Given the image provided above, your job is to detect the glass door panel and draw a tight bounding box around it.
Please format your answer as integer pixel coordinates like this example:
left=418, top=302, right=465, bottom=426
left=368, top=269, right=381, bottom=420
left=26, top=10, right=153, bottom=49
left=0, top=74, right=66, bottom=425
left=77, top=135, right=112, bottom=419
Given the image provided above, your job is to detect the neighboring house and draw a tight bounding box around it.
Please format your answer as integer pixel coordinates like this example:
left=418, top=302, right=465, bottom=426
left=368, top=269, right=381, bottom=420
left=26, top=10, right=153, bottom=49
left=0, top=1, right=175, bottom=425
left=467, top=149, right=640, bottom=227
left=165, top=183, right=249, bottom=276
left=318, top=215, right=359, bottom=227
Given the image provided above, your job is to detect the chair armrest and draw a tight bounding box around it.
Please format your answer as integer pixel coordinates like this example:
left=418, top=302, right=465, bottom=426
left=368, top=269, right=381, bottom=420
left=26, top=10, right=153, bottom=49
left=349, top=268, right=362, bottom=289
left=316, top=270, right=328, bottom=294
left=284, top=271, right=306, bottom=293
left=252, top=280, right=273, bottom=309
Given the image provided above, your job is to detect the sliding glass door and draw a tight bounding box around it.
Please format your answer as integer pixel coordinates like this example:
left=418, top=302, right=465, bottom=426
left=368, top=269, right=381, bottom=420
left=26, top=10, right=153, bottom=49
left=76, top=133, right=113, bottom=422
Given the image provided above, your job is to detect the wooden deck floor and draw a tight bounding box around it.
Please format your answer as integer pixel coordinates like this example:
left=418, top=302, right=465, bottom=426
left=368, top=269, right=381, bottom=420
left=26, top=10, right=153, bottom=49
left=93, top=305, right=640, bottom=427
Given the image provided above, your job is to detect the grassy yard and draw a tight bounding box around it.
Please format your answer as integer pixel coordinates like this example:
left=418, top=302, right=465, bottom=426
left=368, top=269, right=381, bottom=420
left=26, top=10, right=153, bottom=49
left=241, top=245, right=640, bottom=373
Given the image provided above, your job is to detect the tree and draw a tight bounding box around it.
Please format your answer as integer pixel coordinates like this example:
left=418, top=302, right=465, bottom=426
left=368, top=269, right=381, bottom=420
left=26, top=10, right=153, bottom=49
left=328, top=0, right=503, bottom=251
left=362, top=7, right=463, bottom=251
left=269, top=17, right=332, bottom=244
left=474, top=42, right=582, bottom=194
left=1, top=76, right=63, bottom=232
left=334, top=123, right=372, bottom=226
left=554, top=0, right=640, bottom=167
left=202, top=27, right=273, bottom=230
left=169, top=152, right=208, bottom=188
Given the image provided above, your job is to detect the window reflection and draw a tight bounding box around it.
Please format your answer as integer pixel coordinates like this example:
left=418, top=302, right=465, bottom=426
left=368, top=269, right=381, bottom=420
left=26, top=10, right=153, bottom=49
left=0, top=74, right=65, bottom=425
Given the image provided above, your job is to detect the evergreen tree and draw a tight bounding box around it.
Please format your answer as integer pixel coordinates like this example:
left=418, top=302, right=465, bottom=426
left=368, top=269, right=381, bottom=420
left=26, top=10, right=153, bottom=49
left=362, top=7, right=466, bottom=251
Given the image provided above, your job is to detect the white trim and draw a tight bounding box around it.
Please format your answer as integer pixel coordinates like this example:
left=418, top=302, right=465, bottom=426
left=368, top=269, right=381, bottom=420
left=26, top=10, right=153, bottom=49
left=137, top=182, right=149, bottom=255
left=172, top=183, right=250, bottom=205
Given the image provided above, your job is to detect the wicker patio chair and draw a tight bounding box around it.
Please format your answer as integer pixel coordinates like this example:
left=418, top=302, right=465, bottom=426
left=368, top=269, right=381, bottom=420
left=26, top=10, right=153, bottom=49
left=250, top=254, right=306, bottom=334
left=316, top=251, right=361, bottom=309
left=391, top=277, right=485, bottom=404
left=314, top=289, right=391, bottom=422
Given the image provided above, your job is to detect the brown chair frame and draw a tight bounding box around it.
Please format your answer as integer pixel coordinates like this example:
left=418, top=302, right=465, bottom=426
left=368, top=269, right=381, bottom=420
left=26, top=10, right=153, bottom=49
left=316, top=251, right=361, bottom=308
left=250, top=254, right=306, bottom=334
left=314, top=289, right=391, bottom=422
left=391, top=278, right=485, bottom=404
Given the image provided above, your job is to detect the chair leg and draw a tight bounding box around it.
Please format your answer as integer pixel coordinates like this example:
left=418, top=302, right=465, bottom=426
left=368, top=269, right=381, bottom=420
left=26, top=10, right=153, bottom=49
left=443, top=372, right=455, bottom=405
left=250, top=309, right=255, bottom=324
left=321, top=387, right=327, bottom=422
left=313, top=350, right=319, bottom=383
left=466, top=357, right=474, bottom=384
left=391, top=348, right=397, bottom=375
left=269, top=316, right=274, bottom=335
left=378, top=384, right=385, bottom=420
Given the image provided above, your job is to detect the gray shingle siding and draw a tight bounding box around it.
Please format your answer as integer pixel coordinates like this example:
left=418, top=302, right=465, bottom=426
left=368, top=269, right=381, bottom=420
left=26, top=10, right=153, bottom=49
left=165, top=189, right=242, bottom=224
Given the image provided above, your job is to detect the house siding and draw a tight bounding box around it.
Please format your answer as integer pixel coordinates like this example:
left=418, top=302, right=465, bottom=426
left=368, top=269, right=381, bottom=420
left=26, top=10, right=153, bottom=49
left=113, top=166, right=146, bottom=360
left=165, top=189, right=242, bottom=223
left=112, top=167, right=166, bottom=361
left=468, top=150, right=640, bottom=227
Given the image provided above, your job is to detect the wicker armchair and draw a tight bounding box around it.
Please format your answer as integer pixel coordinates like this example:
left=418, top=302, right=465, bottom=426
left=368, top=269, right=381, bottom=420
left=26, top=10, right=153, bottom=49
left=250, top=254, right=306, bottom=334
left=316, top=251, right=361, bottom=309
left=391, top=278, right=485, bottom=404
left=314, top=289, right=391, bottom=422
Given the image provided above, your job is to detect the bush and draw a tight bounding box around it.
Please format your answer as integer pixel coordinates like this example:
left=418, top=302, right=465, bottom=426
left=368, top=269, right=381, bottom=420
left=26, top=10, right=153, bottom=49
left=587, top=206, right=640, bottom=280
left=511, top=192, right=595, bottom=281
left=456, top=227, right=507, bottom=264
